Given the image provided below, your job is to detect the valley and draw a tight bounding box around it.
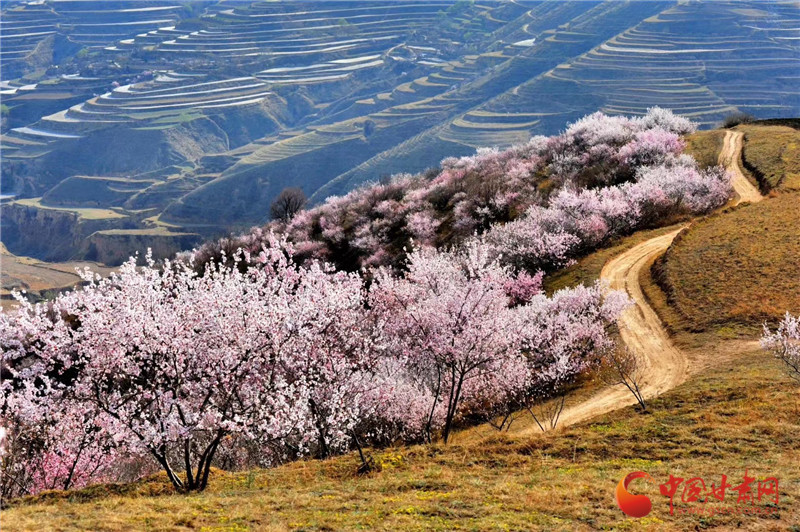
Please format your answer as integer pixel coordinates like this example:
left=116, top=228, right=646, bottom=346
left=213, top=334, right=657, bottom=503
left=2, top=0, right=798, bottom=264
left=2, top=4, right=800, bottom=529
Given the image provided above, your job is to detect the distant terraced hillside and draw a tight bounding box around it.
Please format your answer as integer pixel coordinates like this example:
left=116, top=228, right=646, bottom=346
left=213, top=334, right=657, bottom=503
left=1, top=0, right=798, bottom=263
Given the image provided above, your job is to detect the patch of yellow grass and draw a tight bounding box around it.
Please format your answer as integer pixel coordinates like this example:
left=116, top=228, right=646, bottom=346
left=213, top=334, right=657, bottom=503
left=655, top=193, right=800, bottom=334
left=684, top=129, right=725, bottom=169
left=13, top=198, right=127, bottom=220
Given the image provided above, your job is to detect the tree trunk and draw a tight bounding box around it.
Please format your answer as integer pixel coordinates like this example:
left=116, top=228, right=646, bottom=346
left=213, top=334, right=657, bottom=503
left=309, top=399, right=330, bottom=459
left=442, top=371, right=465, bottom=444
left=351, top=431, right=372, bottom=475
left=152, top=452, right=184, bottom=491
left=198, top=434, right=223, bottom=491
left=424, top=368, right=443, bottom=444
left=184, top=439, right=196, bottom=490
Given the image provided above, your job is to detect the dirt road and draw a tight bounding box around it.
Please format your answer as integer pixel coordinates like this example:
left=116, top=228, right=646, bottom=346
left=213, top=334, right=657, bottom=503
left=720, top=130, right=763, bottom=204
left=548, top=129, right=763, bottom=429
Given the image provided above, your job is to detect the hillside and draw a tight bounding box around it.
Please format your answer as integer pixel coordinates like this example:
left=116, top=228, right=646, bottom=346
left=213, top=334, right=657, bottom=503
left=2, top=107, right=800, bottom=532
left=737, top=122, right=800, bottom=191
left=654, top=193, right=800, bottom=335
left=649, top=123, right=800, bottom=337
left=3, top=349, right=798, bottom=531
left=2, top=0, right=799, bottom=263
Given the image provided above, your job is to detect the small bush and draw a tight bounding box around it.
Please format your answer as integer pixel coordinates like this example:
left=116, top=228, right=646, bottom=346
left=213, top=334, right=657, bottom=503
left=722, top=112, right=755, bottom=128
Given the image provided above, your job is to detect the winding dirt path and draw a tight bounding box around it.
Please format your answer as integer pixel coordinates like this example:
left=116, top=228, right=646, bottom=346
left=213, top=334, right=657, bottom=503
left=543, top=129, right=763, bottom=429
left=720, top=130, right=763, bottom=205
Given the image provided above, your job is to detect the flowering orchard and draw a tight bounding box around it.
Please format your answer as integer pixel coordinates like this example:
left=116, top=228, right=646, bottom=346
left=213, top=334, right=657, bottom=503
left=192, top=108, right=730, bottom=273
left=1, top=237, right=628, bottom=496
left=1, top=109, right=733, bottom=497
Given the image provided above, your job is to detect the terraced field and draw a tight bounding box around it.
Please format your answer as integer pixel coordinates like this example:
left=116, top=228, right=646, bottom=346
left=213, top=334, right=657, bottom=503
left=335, top=1, right=800, bottom=192
left=1, top=1, right=799, bottom=263
left=1, top=2, right=184, bottom=78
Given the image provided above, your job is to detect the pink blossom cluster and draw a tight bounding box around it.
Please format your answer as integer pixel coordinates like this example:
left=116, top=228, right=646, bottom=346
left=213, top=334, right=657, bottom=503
left=761, top=312, right=800, bottom=383
left=482, top=163, right=731, bottom=270
left=1, top=237, right=627, bottom=496
left=191, top=108, right=705, bottom=273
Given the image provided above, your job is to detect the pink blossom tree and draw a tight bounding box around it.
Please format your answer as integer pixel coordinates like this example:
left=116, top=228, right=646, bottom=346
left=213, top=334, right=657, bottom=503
left=762, top=312, right=800, bottom=384
left=193, top=109, right=708, bottom=273
left=0, top=294, right=122, bottom=498
left=505, top=282, right=629, bottom=431
left=369, top=241, right=629, bottom=442
left=370, top=241, right=528, bottom=443
left=482, top=162, right=731, bottom=270
left=276, top=263, right=389, bottom=463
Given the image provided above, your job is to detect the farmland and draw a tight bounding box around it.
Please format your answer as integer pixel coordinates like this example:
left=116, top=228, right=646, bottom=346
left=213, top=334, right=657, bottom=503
left=2, top=1, right=799, bottom=263
left=0, top=242, right=114, bottom=310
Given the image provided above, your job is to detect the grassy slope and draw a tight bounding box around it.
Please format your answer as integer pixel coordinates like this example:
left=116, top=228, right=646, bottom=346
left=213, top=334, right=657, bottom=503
left=4, top=350, right=798, bottom=531
left=684, top=129, right=726, bottom=170
left=651, top=124, right=800, bottom=338
left=654, top=194, right=800, bottom=336
left=736, top=124, right=800, bottom=192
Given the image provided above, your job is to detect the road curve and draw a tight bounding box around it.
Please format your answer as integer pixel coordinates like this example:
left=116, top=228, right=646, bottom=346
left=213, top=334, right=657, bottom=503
left=720, top=130, right=763, bottom=204
left=553, top=228, right=688, bottom=428
left=541, top=129, right=763, bottom=430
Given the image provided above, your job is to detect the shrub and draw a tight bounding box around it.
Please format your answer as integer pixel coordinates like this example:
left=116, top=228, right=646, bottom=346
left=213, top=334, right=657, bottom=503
left=722, top=112, right=755, bottom=128
left=761, top=312, right=800, bottom=384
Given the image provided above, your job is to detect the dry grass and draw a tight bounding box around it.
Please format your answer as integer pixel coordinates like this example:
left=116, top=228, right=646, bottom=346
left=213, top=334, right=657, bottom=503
left=736, top=124, right=800, bottom=191
left=3, top=349, right=798, bottom=531
left=684, top=129, right=726, bottom=170
left=654, top=193, right=800, bottom=336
